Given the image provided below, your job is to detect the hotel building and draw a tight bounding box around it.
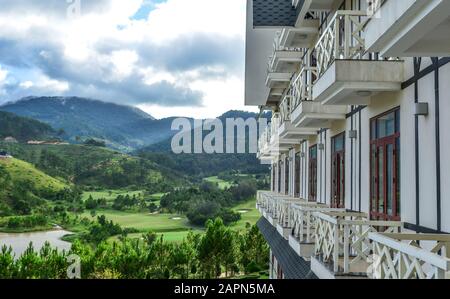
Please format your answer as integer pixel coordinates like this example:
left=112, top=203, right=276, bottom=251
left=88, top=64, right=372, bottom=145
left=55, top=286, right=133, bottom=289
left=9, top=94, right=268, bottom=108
left=245, top=0, right=450, bottom=279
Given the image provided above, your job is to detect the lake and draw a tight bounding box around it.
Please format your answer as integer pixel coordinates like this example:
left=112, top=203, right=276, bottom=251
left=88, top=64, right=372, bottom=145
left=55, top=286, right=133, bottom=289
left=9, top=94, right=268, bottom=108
left=0, top=230, right=72, bottom=258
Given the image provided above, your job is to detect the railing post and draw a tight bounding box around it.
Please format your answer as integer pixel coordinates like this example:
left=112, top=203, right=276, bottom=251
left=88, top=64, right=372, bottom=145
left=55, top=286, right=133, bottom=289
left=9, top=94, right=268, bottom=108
left=398, top=252, right=406, bottom=279
left=306, top=211, right=311, bottom=243
left=344, top=14, right=351, bottom=59
left=334, top=17, right=340, bottom=63
left=333, top=222, right=340, bottom=273
left=343, top=224, right=350, bottom=273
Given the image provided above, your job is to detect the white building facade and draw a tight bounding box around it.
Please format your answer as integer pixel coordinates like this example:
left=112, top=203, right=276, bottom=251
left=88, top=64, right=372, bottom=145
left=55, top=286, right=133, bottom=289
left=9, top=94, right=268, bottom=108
left=247, top=0, right=450, bottom=279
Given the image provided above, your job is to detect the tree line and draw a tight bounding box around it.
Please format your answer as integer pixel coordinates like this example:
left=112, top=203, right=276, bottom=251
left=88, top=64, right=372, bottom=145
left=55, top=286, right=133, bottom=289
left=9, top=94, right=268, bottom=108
left=0, top=218, right=269, bottom=279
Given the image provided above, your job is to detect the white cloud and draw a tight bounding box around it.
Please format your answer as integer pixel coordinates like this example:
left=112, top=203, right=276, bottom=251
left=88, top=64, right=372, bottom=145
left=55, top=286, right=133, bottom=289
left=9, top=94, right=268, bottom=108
left=0, top=65, right=7, bottom=83
left=145, top=0, right=246, bottom=44
left=0, top=0, right=248, bottom=118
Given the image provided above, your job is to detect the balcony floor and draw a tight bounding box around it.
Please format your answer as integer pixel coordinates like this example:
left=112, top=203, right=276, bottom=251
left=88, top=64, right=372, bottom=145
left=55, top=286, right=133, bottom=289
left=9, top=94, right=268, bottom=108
left=291, top=101, right=347, bottom=129
left=313, top=60, right=404, bottom=106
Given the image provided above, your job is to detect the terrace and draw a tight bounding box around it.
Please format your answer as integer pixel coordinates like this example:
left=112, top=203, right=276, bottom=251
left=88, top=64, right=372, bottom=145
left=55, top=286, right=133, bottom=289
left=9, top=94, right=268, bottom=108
left=311, top=211, right=402, bottom=279
left=311, top=10, right=404, bottom=106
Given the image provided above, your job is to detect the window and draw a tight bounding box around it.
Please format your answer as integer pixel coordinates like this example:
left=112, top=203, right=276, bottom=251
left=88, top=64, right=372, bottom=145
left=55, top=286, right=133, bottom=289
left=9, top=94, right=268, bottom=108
left=309, top=145, right=318, bottom=202
left=272, top=164, right=276, bottom=192
left=278, top=160, right=282, bottom=193
left=370, top=108, right=401, bottom=221
left=295, top=152, right=301, bottom=197
left=331, top=133, right=345, bottom=208
left=285, top=157, right=289, bottom=195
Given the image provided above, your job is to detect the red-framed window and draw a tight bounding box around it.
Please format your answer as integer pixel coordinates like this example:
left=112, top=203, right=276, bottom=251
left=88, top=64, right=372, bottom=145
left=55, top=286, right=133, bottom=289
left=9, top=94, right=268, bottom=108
left=331, top=133, right=345, bottom=208
left=285, top=156, right=289, bottom=195
left=370, top=108, right=401, bottom=221
left=309, top=145, right=318, bottom=202
left=294, top=152, right=301, bottom=197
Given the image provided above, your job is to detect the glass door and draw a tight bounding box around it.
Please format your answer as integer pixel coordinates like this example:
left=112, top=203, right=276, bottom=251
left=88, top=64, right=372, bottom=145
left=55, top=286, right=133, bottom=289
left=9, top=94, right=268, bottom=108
left=295, top=152, right=301, bottom=197
left=309, top=145, right=318, bottom=202
left=278, top=160, right=282, bottom=194
left=331, top=133, right=345, bottom=208
left=285, top=157, right=289, bottom=195
left=370, top=109, right=400, bottom=221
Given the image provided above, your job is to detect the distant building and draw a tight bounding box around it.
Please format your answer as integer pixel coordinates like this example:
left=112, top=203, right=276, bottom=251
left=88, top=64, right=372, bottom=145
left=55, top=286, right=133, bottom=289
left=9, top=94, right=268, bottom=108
left=27, top=140, right=69, bottom=145
left=3, top=137, right=18, bottom=143
left=0, top=150, right=12, bottom=159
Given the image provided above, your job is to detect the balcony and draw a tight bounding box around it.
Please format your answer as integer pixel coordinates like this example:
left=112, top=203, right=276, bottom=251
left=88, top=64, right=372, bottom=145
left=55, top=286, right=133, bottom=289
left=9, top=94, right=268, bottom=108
left=365, top=0, right=450, bottom=57
left=270, top=114, right=299, bottom=153
left=278, top=94, right=318, bottom=140
left=290, top=65, right=347, bottom=128
left=278, top=20, right=319, bottom=49
left=294, top=0, right=340, bottom=27
left=312, top=10, right=404, bottom=106
left=369, top=233, right=450, bottom=279
left=289, top=203, right=345, bottom=258
left=311, top=211, right=403, bottom=279
left=257, top=125, right=272, bottom=160
left=257, top=191, right=294, bottom=226
left=276, top=197, right=309, bottom=240
left=269, top=33, right=304, bottom=74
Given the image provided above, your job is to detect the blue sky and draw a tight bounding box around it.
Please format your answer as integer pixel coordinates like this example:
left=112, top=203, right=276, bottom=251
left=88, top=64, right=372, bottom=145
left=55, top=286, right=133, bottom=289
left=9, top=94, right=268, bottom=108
left=0, top=0, right=253, bottom=118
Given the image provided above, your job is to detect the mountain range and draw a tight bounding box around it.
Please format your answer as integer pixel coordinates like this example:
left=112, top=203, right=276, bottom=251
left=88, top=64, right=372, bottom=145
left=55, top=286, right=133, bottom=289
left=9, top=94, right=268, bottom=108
left=0, top=97, right=178, bottom=151
left=0, top=97, right=266, bottom=154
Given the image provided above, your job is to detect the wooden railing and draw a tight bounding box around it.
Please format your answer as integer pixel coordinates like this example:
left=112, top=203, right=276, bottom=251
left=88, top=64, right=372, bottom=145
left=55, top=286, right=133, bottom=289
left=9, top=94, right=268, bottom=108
left=314, top=211, right=402, bottom=274
left=314, top=10, right=368, bottom=78
left=257, top=125, right=271, bottom=157
left=291, top=204, right=345, bottom=244
left=276, top=197, right=309, bottom=228
left=290, top=63, right=318, bottom=110
left=369, top=233, right=450, bottom=279
left=270, top=114, right=281, bottom=141
left=279, top=95, right=291, bottom=124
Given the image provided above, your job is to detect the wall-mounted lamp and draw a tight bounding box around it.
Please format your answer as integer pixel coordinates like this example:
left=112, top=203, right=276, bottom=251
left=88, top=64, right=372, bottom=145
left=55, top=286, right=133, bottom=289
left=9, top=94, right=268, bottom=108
left=318, top=143, right=325, bottom=151
left=414, top=102, right=429, bottom=116
left=349, top=130, right=358, bottom=139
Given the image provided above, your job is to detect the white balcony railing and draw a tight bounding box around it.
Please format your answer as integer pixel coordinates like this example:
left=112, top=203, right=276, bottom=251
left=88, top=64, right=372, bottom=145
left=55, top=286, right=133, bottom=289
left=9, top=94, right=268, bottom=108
left=258, top=117, right=275, bottom=156
left=314, top=10, right=368, bottom=78
left=270, top=114, right=281, bottom=141
left=370, top=233, right=450, bottom=279
left=314, top=211, right=403, bottom=275
left=279, top=95, right=291, bottom=124
left=291, top=204, right=345, bottom=245
left=290, top=63, right=318, bottom=110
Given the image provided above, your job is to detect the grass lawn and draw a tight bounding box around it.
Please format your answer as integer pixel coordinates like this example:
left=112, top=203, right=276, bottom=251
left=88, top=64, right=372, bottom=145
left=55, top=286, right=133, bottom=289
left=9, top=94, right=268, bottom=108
left=82, top=190, right=145, bottom=203
left=230, top=197, right=260, bottom=230
left=204, top=176, right=233, bottom=190
left=81, top=209, right=199, bottom=233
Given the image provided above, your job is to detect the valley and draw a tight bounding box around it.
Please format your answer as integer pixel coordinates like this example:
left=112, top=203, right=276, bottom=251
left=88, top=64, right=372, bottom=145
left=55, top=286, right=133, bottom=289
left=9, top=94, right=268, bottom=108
left=0, top=99, right=270, bottom=279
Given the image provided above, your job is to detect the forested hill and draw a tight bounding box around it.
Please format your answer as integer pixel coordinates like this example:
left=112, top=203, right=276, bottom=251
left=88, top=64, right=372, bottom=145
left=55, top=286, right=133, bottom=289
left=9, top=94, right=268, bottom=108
left=137, top=110, right=271, bottom=178
left=0, top=111, right=57, bottom=142
left=0, top=97, right=175, bottom=151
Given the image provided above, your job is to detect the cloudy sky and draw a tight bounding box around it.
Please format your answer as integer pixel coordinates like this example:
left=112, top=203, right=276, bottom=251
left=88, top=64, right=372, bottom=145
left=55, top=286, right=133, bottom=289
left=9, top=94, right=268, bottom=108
left=0, top=0, right=255, bottom=119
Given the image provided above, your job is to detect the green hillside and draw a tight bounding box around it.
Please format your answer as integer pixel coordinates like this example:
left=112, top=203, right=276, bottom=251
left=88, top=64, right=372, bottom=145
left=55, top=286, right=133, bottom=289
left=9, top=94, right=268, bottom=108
left=0, top=158, right=70, bottom=216
left=0, top=111, right=57, bottom=142
left=0, top=142, right=182, bottom=191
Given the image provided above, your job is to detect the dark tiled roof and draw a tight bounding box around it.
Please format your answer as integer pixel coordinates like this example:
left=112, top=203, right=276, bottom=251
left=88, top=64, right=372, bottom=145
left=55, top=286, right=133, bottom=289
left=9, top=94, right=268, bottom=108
left=253, top=0, right=302, bottom=27
left=257, top=217, right=317, bottom=279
